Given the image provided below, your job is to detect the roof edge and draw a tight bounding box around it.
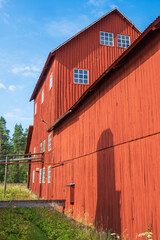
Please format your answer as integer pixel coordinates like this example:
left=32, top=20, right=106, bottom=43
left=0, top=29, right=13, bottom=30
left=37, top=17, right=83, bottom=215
left=48, top=15, right=160, bottom=131
left=30, top=53, right=55, bottom=101
left=30, top=8, right=141, bottom=102
left=25, top=125, right=33, bottom=154
left=51, top=8, right=141, bottom=54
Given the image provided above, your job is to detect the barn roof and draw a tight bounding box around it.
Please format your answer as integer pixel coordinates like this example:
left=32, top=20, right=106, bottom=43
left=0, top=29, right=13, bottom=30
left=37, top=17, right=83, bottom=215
left=25, top=125, right=33, bottom=154
left=30, top=8, right=140, bottom=101
left=48, top=15, right=160, bottom=132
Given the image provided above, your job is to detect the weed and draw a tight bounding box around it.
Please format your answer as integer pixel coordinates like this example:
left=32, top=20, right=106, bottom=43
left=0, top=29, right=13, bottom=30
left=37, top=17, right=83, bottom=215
left=137, top=223, right=153, bottom=240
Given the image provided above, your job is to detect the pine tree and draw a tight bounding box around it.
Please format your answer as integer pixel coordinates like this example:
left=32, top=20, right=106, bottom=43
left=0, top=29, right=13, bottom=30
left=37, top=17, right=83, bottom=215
left=7, top=124, right=28, bottom=183
left=0, top=117, right=12, bottom=182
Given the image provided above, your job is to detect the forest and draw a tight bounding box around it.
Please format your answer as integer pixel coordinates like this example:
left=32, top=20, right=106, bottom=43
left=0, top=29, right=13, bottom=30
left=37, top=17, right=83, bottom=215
left=0, top=116, right=28, bottom=183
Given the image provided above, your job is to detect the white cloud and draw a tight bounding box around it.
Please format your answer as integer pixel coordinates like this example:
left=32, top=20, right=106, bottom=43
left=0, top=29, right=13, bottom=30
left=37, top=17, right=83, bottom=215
left=22, top=71, right=37, bottom=78
left=46, top=15, right=90, bottom=38
left=4, top=112, right=17, bottom=118
left=0, top=0, right=5, bottom=8
left=4, top=111, right=32, bottom=121
left=110, top=4, right=118, bottom=9
left=0, top=83, right=6, bottom=89
left=90, top=9, right=106, bottom=18
left=13, top=108, right=25, bottom=113
left=87, top=0, right=108, bottom=7
left=11, top=65, right=40, bottom=78
left=8, top=85, right=16, bottom=91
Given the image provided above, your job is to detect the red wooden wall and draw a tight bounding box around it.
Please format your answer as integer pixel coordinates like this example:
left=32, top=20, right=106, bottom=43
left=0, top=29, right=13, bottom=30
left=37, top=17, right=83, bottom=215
left=30, top=28, right=160, bottom=239
left=29, top=11, right=140, bottom=198
left=54, top=11, right=140, bottom=120
left=32, top=10, right=139, bottom=135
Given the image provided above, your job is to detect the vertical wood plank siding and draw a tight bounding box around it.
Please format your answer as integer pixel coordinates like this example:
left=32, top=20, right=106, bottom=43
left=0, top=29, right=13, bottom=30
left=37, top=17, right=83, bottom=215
left=30, top=30, right=159, bottom=238
left=54, top=12, right=139, bottom=120
left=27, top=11, right=159, bottom=239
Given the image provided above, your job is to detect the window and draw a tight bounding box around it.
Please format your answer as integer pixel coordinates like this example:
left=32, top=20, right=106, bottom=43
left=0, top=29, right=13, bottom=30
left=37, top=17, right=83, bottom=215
left=100, top=32, right=114, bottom=46
left=117, top=34, right=130, bottom=48
left=39, top=169, right=42, bottom=183
left=35, top=103, right=37, bottom=115
left=34, top=147, right=36, bottom=157
left=50, top=72, right=53, bottom=90
left=41, top=89, right=44, bottom=103
left=42, top=168, right=45, bottom=183
left=40, top=142, right=42, bottom=153
left=48, top=134, right=51, bottom=151
left=74, top=69, right=89, bottom=84
left=43, top=140, right=45, bottom=152
left=48, top=166, right=51, bottom=183
left=33, top=170, right=35, bottom=183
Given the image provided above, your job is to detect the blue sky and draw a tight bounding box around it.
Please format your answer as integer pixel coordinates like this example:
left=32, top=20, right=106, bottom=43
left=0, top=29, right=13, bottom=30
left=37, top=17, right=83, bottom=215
left=0, top=0, right=159, bottom=137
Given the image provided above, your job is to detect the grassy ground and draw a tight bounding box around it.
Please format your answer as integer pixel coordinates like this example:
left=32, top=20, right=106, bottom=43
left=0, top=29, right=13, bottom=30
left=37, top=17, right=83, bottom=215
left=0, top=184, right=38, bottom=201
left=0, top=207, right=111, bottom=240
left=0, top=184, right=119, bottom=240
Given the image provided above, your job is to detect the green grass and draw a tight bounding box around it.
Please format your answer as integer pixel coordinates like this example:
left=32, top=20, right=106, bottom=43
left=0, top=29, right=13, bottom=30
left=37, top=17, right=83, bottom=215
left=0, top=207, right=49, bottom=240
left=0, top=185, right=119, bottom=239
left=0, top=184, right=38, bottom=201
left=0, top=207, right=109, bottom=240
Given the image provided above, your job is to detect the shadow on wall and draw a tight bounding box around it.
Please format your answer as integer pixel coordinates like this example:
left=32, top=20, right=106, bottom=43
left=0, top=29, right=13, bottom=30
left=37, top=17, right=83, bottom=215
left=95, top=129, right=121, bottom=234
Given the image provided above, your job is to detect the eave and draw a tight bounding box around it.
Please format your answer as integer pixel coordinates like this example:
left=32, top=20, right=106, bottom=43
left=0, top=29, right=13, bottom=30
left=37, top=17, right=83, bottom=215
left=30, top=9, right=141, bottom=102
left=25, top=125, right=33, bottom=154
left=48, top=15, right=160, bottom=132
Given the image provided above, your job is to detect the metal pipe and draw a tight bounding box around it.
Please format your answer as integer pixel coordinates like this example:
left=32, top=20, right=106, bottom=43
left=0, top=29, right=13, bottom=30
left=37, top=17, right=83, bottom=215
left=0, top=157, right=43, bottom=162
left=4, top=152, right=43, bottom=157
left=4, top=155, right=8, bottom=198
left=0, top=161, right=43, bottom=165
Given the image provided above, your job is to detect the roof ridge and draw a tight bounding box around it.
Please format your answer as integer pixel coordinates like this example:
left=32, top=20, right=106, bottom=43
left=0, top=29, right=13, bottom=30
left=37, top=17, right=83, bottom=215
left=48, top=15, right=160, bottom=131
left=30, top=8, right=141, bottom=101
left=50, top=8, right=141, bottom=54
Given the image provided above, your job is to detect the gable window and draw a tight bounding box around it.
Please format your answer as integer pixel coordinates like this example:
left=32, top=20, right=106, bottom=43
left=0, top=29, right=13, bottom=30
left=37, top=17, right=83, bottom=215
left=35, top=103, right=37, bottom=115
left=39, top=169, right=42, bottom=183
left=117, top=34, right=130, bottom=48
left=48, top=166, right=51, bottom=183
left=43, top=140, right=45, bottom=152
left=74, top=69, right=89, bottom=84
left=50, top=72, right=53, bottom=90
left=48, top=134, right=51, bottom=151
left=42, top=167, right=45, bottom=183
left=40, top=142, right=42, bottom=153
left=33, top=170, right=35, bottom=183
left=41, top=89, right=44, bottom=103
left=100, top=32, right=114, bottom=46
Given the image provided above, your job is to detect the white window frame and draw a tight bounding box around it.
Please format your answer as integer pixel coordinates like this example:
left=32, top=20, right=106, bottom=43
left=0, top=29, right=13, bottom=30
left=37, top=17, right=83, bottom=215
left=39, top=169, right=42, bottom=183
left=41, top=89, right=44, bottom=103
left=100, top=31, right=114, bottom=46
left=33, top=170, right=35, bottom=183
left=34, top=147, right=36, bottom=157
left=40, top=142, right=42, bottom=153
left=43, top=140, right=45, bottom=152
left=48, top=166, right=51, bottom=183
left=49, top=72, right=53, bottom=90
left=74, top=69, right=89, bottom=84
left=48, top=134, right=51, bottom=151
left=117, top=34, right=130, bottom=48
left=42, top=167, right=45, bottom=183
left=35, top=103, right=37, bottom=115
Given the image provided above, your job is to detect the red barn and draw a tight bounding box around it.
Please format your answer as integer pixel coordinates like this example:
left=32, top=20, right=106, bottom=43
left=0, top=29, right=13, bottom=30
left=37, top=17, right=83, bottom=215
left=26, top=9, right=160, bottom=239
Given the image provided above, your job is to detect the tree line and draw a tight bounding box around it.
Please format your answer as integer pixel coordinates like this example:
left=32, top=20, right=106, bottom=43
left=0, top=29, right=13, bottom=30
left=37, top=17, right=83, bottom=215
left=0, top=116, right=28, bottom=183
